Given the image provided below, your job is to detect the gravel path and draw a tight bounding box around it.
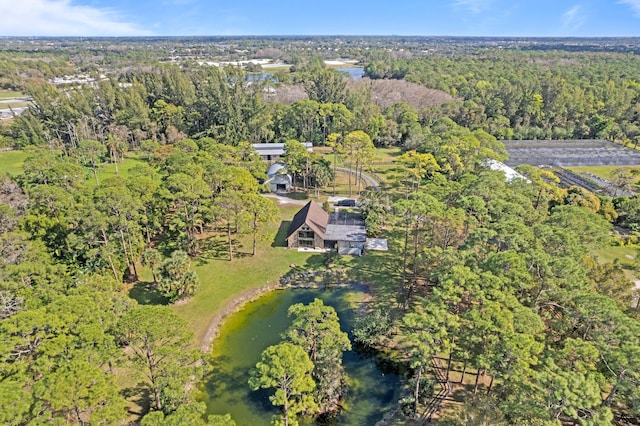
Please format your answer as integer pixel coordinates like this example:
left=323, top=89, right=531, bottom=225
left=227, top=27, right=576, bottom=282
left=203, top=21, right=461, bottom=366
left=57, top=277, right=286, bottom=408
left=335, top=166, right=380, bottom=190
left=261, top=193, right=317, bottom=205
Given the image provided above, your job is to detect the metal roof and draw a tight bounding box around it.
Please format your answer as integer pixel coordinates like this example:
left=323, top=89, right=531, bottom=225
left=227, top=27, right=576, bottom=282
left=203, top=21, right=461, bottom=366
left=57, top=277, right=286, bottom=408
left=267, top=162, right=287, bottom=178
left=324, top=224, right=366, bottom=242
left=366, top=238, right=388, bottom=251
left=252, top=142, right=313, bottom=157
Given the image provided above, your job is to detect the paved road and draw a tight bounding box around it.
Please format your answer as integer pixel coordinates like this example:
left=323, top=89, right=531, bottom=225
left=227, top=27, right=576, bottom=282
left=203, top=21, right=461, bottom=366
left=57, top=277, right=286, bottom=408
left=335, top=167, right=380, bottom=190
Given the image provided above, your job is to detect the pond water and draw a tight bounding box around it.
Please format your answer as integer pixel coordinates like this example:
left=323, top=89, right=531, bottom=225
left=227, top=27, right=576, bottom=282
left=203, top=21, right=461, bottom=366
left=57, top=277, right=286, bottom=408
left=336, top=67, right=365, bottom=79
left=245, top=72, right=275, bottom=82
left=201, top=287, right=401, bottom=425
left=245, top=67, right=364, bottom=82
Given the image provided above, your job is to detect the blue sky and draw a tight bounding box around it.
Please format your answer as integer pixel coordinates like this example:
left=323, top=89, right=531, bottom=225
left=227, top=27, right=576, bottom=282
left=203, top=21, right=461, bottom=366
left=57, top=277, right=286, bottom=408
left=1, top=0, right=640, bottom=37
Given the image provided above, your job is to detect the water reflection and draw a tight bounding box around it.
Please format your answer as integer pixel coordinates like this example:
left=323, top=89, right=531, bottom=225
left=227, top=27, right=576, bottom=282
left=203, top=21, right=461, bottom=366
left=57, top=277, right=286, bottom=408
left=201, top=288, right=401, bottom=425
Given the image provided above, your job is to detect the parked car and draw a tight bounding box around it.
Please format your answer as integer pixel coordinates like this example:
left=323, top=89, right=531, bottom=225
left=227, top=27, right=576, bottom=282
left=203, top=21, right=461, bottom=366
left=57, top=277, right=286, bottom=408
left=336, top=199, right=356, bottom=207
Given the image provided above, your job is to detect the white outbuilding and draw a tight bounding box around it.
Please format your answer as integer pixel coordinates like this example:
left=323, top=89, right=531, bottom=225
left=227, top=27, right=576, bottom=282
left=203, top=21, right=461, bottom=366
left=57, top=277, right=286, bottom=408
left=265, top=163, right=292, bottom=192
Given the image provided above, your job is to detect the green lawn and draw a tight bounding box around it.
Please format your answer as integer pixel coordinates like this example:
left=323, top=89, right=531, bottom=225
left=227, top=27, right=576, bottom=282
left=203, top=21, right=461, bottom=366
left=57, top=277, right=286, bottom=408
left=372, top=147, right=403, bottom=165
left=591, top=243, right=639, bottom=281
left=0, top=149, right=146, bottom=182
left=0, top=150, right=29, bottom=176
left=567, top=165, right=640, bottom=181
left=169, top=204, right=320, bottom=345
left=91, top=157, right=147, bottom=185
left=0, top=89, right=27, bottom=100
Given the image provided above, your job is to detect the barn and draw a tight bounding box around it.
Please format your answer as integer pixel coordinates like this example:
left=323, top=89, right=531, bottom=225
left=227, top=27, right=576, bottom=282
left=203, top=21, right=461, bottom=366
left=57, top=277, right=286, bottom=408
left=265, top=163, right=292, bottom=192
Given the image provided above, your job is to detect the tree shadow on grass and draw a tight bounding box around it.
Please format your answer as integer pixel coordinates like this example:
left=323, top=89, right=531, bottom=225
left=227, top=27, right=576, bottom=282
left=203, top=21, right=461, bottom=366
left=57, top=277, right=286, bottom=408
left=121, top=382, right=151, bottom=419
left=128, top=281, right=170, bottom=305
left=195, top=235, right=251, bottom=265
left=284, top=191, right=309, bottom=201
left=272, top=221, right=291, bottom=247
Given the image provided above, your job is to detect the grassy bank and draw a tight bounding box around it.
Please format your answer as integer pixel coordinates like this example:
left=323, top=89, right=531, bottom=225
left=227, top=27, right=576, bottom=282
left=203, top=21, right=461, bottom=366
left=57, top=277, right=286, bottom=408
left=0, top=89, right=27, bottom=99
left=169, top=204, right=318, bottom=345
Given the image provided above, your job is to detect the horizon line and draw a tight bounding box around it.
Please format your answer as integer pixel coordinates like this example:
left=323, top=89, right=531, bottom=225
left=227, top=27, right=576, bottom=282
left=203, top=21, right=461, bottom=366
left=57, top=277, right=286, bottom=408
left=2, top=35, right=640, bottom=40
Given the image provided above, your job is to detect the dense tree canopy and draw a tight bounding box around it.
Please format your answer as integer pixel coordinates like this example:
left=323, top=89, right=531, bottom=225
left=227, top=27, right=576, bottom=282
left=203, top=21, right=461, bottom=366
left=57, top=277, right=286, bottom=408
left=2, top=38, right=640, bottom=426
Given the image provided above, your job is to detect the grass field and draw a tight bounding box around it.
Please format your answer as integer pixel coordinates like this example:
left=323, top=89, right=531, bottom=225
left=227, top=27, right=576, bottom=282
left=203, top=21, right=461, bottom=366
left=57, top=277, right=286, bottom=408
left=166, top=204, right=318, bottom=345
left=0, top=90, right=31, bottom=109
left=372, top=147, right=403, bottom=165
left=0, top=149, right=147, bottom=182
left=89, top=157, right=148, bottom=185
left=591, top=242, right=639, bottom=281
left=0, top=150, right=29, bottom=176
left=0, top=89, right=27, bottom=100
left=314, top=145, right=403, bottom=194
left=567, top=165, right=640, bottom=181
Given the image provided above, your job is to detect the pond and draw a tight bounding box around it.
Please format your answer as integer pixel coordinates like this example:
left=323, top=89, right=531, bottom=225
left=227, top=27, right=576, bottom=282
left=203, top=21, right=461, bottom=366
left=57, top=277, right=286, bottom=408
left=245, top=67, right=364, bottom=82
left=336, top=67, right=365, bottom=79
left=201, top=287, right=401, bottom=425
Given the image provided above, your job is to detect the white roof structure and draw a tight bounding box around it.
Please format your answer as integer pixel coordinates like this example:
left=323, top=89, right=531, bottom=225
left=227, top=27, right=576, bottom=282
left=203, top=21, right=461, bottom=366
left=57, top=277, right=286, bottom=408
left=366, top=238, right=389, bottom=251
left=267, top=162, right=287, bottom=178
left=482, top=159, right=530, bottom=183
left=252, top=143, right=313, bottom=158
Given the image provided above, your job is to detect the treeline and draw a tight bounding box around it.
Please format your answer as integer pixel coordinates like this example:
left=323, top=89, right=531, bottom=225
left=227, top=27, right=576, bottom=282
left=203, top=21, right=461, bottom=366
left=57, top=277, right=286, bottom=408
left=365, top=50, right=640, bottom=142
left=5, top=63, right=396, bottom=148
left=14, top=48, right=640, bottom=157
left=0, top=55, right=475, bottom=153
left=355, top=119, right=640, bottom=424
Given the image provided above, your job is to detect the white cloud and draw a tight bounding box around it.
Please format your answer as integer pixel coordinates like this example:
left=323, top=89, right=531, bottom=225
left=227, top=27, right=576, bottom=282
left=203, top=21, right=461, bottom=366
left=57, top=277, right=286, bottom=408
left=562, top=5, right=586, bottom=31
left=618, top=0, right=640, bottom=16
left=452, top=0, right=494, bottom=13
left=0, top=0, right=152, bottom=36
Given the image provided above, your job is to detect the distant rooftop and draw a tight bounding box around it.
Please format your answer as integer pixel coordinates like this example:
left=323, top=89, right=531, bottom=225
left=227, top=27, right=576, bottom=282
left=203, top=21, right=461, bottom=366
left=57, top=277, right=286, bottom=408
left=501, top=139, right=640, bottom=167
left=252, top=143, right=313, bottom=158
left=482, top=159, right=530, bottom=183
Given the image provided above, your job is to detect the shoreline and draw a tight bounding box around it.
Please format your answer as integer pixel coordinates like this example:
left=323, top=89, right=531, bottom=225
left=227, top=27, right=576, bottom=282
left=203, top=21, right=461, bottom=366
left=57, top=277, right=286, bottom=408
left=199, top=272, right=372, bottom=352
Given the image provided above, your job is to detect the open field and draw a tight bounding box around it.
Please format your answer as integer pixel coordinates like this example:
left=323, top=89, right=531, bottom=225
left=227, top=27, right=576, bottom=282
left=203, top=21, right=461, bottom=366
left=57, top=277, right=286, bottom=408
left=591, top=243, right=638, bottom=281
left=0, top=90, right=32, bottom=111
left=0, top=150, right=29, bottom=175
left=87, top=157, right=148, bottom=186
left=0, top=89, right=27, bottom=100
left=168, top=204, right=318, bottom=345
left=0, top=149, right=147, bottom=182
left=315, top=145, right=402, bottom=191
left=567, top=165, right=640, bottom=181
